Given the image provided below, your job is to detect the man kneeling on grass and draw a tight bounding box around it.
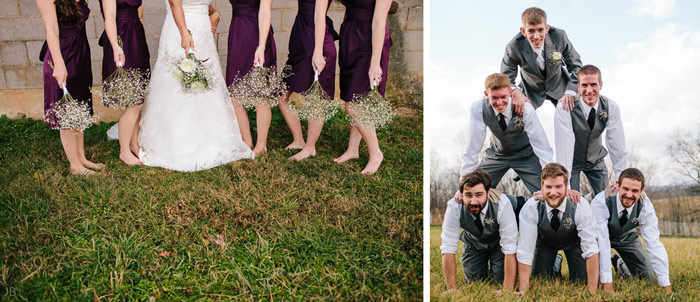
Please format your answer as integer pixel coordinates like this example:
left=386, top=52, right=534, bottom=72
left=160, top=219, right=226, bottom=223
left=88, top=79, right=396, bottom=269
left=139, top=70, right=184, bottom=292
left=516, top=163, right=599, bottom=294
left=440, top=168, right=518, bottom=294
left=591, top=168, right=672, bottom=293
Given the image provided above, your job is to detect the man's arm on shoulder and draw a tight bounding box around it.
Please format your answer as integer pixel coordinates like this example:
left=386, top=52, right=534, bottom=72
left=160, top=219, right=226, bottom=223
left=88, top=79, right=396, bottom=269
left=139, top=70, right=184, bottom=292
left=500, top=38, right=521, bottom=86
left=553, top=102, right=576, bottom=179
left=558, top=28, right=582, bottom=92
left=605, top=99, right=628, bottom=180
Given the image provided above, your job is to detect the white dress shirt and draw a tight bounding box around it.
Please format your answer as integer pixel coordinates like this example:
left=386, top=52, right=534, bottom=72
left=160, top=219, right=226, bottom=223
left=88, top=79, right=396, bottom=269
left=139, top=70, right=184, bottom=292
left=590, top=192, right=671, bottom=286
left=459, top=98, right=553, bottom=178
left=440, top=194, right=519, bottom=255
left=554, top=97, right=628, bottom=180
left=516, top=197, right=599, bottom=266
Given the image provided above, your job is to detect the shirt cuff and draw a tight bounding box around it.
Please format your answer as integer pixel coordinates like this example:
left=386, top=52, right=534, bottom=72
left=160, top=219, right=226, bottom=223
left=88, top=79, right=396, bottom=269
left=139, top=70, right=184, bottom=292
left=565, top=90, right=576, bottom=96
left=600, top=272, right=613, bottom=283
left=657, top=275, right=671, bottom=287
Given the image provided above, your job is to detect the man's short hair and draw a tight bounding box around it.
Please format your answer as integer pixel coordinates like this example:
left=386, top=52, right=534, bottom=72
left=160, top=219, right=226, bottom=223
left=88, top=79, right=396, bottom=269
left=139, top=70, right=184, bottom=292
left=618, top=168, right=645, bottom=189
left=541, top=163, right=569, bottom=185
left=484, top=73, right=511, bottom=91
left=578, top=64, right=602, bottom=82
left=522, top=7, right=547, bottom=25
left=459, top=168, right=492, bottom=193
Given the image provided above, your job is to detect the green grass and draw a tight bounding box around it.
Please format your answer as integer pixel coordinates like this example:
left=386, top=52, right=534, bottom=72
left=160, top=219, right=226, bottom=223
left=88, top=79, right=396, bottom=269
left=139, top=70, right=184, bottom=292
left=430, top=226, right=700, bottom=301
left=0, top=109, right=422, bottom=301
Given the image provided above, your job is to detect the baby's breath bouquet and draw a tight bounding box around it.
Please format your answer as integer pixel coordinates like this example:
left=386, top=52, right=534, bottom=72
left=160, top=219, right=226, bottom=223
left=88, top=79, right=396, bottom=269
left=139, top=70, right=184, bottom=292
left=171, top=49, right=212, bottom=94
left=45, top=61, right=97, bottom=131
left=289, top=73, right=340, bottom=122
left=92, top=37, right=150, bottom=108
left=228, top=65, right=288, bottom=109
left=349, top=82, right=396, bottom=129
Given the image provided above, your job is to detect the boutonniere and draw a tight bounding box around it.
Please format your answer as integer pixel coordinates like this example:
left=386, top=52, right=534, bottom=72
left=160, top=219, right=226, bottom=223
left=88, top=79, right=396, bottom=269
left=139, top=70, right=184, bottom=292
left=631, top=218, right=641, bottom=226
left=484, top=218, right=495, bottom=227
left=548, top=51, right=564, bottom=66
left=513, top=115, right=525, bottom=128
left=598, top=110, right=608, bottom=122
left=562, top=218, right=574, bottom=229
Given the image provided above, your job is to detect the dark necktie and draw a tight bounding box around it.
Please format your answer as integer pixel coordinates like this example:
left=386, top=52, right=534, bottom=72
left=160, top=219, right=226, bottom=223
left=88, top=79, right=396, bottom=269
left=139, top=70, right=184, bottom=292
left=619, top=209, right=629, bottom=226
left=551, top=209, right=560, bottom=231
left=498, top=113, right=507, bottom=131
left=587, top=107, right=596, bottom=129
left=474, top=215, right=484, bottom=233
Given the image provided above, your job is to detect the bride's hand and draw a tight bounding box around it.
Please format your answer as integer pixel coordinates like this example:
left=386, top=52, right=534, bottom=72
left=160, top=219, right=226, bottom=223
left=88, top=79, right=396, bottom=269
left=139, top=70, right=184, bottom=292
left=181, top=30, right=195, bottom=55
left=253, top=46, right=265, bottom=67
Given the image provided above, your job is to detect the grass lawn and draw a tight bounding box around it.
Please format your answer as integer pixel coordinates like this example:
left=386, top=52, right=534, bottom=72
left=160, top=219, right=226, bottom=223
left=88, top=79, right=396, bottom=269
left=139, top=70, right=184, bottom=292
left=0, top=108, right=422, bottom=301
left=429, top=226, right=700, bottom=301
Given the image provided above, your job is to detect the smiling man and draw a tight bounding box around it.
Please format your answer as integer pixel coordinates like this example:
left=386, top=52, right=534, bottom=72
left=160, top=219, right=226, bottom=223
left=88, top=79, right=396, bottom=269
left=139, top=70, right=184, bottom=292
left=554, top=65, right=628, bottom=195
left=590, top=168, right=672, bottom=293
left=441, top=168, right=519, bottom=294
left=458, top=73, right=553, bottom=196
left=516, top=163, right=600, bottom=294
left=501, top=7, right=582, bottom=113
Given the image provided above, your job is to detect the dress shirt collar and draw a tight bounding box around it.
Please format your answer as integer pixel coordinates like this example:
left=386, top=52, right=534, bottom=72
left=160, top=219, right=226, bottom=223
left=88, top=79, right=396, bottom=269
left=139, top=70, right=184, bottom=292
left=530, top=43, right=544, bottom=56
left=470, top=201, right=489, bottom=221
left=491, top=98, right=512, bottom=120
left=616, top=194, right=634, bottom=215
left=579, top=97, right=600, bottom=119
left=544, top=199, right=567, bottom=215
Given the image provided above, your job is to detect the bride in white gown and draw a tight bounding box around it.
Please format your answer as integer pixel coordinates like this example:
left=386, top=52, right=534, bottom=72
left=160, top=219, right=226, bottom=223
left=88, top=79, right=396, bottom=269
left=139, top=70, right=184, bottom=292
left=139, top=0, right=254, bottom=171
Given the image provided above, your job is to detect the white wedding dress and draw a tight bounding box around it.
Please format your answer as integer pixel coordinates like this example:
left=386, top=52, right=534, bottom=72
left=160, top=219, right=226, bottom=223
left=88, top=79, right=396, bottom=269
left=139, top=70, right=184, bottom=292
left=139, top=0, right=254, bottom=171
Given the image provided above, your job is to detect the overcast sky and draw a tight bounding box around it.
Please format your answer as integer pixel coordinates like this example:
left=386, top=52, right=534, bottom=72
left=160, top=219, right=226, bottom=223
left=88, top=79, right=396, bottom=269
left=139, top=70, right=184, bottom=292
left=426, top=0, right=700, bottom=185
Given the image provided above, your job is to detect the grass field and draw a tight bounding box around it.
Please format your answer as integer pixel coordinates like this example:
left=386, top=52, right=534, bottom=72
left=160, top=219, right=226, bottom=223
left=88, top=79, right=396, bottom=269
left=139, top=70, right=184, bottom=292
left=430, top=226, right=700, bottom=301
left=0, top=108, right=422, bottom=301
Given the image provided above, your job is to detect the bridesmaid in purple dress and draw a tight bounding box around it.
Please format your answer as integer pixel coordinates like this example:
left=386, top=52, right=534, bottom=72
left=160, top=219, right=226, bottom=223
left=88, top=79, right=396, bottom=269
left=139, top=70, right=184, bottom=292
left=37, top=0, right=104, bottom=175
left=226, top=0, right=277, bottom=155
left=318, top=0, right=391, bottom=175
left=279, top=0, right=339, bottom=160
left=99, top=0, right=150, bottom=166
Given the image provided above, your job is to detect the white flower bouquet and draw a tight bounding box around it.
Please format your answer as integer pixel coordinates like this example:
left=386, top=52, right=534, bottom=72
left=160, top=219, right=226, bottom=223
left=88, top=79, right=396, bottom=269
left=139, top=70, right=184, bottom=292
left=172, top=50, right=212, bottom=94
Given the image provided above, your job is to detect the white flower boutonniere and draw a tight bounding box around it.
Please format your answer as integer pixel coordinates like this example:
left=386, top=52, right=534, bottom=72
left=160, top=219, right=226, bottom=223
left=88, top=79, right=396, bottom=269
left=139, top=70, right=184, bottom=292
left=631, top=218, right=641, bottom=226
left=513, top=115, right=525, bottom=128
left=598, top=110, right=608, bottom=122
left=562, top=218, right=574, bottom=229
left=548, top=51, right=564, bottom=66
left=484, top=218, right=495, bottom=227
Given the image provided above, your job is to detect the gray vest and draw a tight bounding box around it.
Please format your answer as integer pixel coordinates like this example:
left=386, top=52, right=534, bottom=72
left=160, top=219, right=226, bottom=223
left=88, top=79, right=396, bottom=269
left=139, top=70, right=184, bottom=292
left=481, top=97, right=533, bottom=159
left=459, top=198, right=500, bottom=251
left=571, top=96, right=609, bottom=168
left=605, top=195, right=644, bottom=245
left=537, top=199, right=579, bottom=251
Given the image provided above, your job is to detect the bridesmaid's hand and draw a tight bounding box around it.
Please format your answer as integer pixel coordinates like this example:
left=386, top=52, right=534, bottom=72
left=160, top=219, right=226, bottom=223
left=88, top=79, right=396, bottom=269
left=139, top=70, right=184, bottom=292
left=368, top=63, right=382, bottom=88
left=52, top=61, right=68, bottom=88
left=253, top=46, right=265, bottom=67
left=311, top=50, right=325, bottom=75
left=113, top=45, right=126, bottom=67
left=181, top=30, right=195, bottom=55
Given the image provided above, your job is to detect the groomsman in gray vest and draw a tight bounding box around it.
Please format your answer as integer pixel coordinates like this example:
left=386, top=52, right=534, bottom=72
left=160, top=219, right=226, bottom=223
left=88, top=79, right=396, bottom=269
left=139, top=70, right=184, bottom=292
left=441, top=169, right=518, bottom=293
left=554, top=65, right=627, bottom=195
left=458, top=73, right=553, bottom=199
left=591, top=168, right=672, bottom=293
left=517, top=163, right=599, bottom=294
left=501, top=7, right=582, bottom=114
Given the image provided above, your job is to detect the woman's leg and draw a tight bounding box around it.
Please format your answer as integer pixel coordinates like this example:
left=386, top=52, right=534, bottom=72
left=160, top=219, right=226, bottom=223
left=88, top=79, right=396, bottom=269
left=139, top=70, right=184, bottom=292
left=278, top=90, right=305, bottom=149
left=60, top=129, right=94, bottom=175
left=76, top=131, right=104, bottom=170
left=252, top=104, right=272, bottom=155
left=118, top=105, right=142, bottom=165
left=333, top=102, right=361, bottom=163
left=232, top=99, right=254, bottom=148
left=290, top=119, right=323, bottom=161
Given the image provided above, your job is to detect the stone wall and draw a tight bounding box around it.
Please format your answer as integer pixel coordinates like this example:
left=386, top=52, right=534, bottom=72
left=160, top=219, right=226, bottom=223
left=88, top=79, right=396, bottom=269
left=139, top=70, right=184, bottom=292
left=0, top=0, right=422, bottom=121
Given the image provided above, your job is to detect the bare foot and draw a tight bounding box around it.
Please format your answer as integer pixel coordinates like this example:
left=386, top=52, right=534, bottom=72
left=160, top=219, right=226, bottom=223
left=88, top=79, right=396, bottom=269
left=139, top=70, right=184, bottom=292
left=284, top=141, right=305, bottom=150
left=361, top=153, right=383, bottom=175
left=289, top=148, right=316, bottom=161
left=81, top=160, right=105, bottom=170
left=333, top=151, right=359, bottom=163
left=119, top=151, right=143, bottom=166
left=70, top=166, right=96, bottom=176
left=252, top=146, right=267, bottom=155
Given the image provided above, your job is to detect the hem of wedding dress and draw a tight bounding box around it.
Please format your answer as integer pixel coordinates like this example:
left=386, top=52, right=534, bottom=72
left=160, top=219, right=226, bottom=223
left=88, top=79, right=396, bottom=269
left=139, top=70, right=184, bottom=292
left=139, top=149, right=255, bottom=172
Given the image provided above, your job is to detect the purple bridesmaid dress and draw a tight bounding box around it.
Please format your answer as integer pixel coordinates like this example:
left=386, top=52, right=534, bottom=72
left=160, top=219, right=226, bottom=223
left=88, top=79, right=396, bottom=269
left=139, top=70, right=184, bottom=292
left=338, top=0, right=391, bottom=102
left=225, top=0, right=277, bottom=87
left=40, top=0, right=93, bottom=128
left=283, top=0, right=339, bottom=98
left=98, top=0, right=151, bottom=107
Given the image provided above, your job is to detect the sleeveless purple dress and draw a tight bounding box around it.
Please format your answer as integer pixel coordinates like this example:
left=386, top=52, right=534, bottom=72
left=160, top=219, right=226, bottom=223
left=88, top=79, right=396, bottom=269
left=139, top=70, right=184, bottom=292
left=283, top=0, right=339, bottom=98
left=41, top=0, right=93, bottom=128
left=225, top=0, right=277, bottom=87
left=338, top=0, right=391, bottom=102
left=98, top=0, right=151, bottom=106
